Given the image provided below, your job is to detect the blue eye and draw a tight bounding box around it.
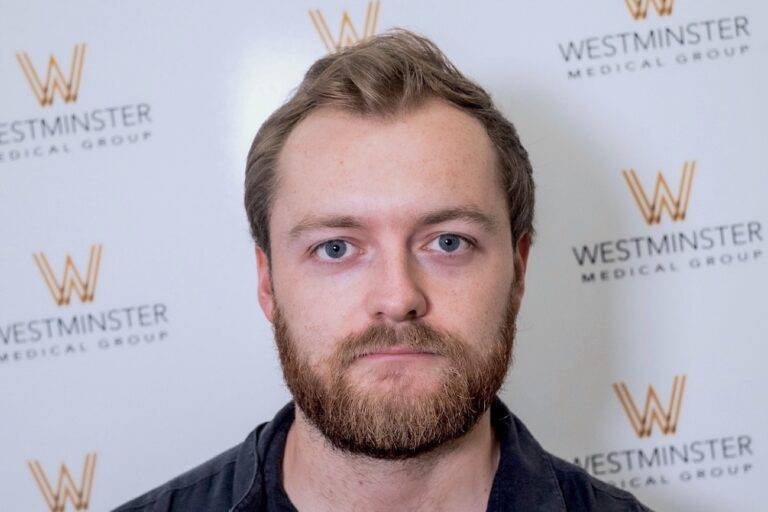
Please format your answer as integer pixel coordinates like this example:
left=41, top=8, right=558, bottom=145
left=320, top=239, right=347, bottom=259
left=438, top=234, right=461, bottom=252
left=427, top=233, right=474, bottom=255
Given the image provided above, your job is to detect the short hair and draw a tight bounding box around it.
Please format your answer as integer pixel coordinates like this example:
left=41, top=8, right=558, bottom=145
left=244, top=28, right=534, bottom=260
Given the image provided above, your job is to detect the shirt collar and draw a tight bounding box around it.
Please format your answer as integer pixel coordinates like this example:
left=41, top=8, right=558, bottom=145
left=230, top=401, right=295, bottom=511
left=488, top=397, right=567, bottom=511
left=230, top=397, right=566, bottom=511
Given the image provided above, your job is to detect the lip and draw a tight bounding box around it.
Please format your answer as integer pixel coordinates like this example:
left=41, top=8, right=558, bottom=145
left=359, top=347, right=438, bottom=359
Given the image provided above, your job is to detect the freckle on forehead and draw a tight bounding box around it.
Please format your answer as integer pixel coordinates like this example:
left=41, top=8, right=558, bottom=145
left=276, top=102, right=505, bottom=221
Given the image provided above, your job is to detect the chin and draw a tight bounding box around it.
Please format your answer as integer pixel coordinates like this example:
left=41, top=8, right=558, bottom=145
left=351, top=367, right=446, bottom=396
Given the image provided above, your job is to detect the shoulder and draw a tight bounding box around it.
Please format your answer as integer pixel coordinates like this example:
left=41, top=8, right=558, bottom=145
left=112, top=402, right=295, bottom=512
left=112, top=444, right=241, bottom=512
left=546, top=453, right=654, bottom=511
left=112, top=423, right=267, bottom=512
left=490, top=399, right=653, bottom=511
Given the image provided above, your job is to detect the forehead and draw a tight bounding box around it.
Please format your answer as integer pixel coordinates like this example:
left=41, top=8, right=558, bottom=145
left=272, top=98, right=507, bottom=234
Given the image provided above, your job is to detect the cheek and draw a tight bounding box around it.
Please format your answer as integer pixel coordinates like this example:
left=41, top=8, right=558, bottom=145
left=281, top=287, right=361, bottom=350
left=274, top=254, right=360, bottom=320
left=284, top=316, right=336, bottom=365
left=275, top=284, right=361, bottom=368
left=275, top=246, right=366, bottom=305
left=427, top=263, right=512, bottom=339
left=432, top=291, right=498, bottom=344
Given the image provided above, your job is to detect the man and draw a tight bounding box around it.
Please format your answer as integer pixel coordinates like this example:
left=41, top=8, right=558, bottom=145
left=115, top=29, right=652, bottom=511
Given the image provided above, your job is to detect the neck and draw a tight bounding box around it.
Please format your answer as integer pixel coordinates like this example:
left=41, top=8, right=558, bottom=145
left=282, top=406, right=500, bottom=512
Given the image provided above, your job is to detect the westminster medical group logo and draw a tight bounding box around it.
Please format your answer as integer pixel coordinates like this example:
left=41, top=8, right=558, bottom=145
left=571, top=160, right=763, bottom=284
left=33, top=245, right=102, bottom=306
left=0, top=245, right=171, bottom=365
left=16, top=44, right=86, bottom=106
left=625, top=0, right=674, bottom=21
left=621, top=161, right=695, bottom=225
left=573, top=376, right=756, bottom=491
left=310, top=0, right=381, bottom=52
left=28, top=453, right=97, bottom=511
left=556, top=1, right=753, bottom=80
left=613, top=375, right=686, bottom=438
left=0, top=44, right=153, bottom=164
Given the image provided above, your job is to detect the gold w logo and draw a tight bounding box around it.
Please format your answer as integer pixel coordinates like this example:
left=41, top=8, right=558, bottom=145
left=613, top=375, right=686, bottom=438
left=16, top=44, right=86, bottom=107
left=625, top=0, right=674, bottom=20
left=28, top=453, right=97, bottom=512
left=33, top=245, right=102, bottom=306
left=622, top=161, right=696, bottom=225
left=309, top=1, right=381, bottom=52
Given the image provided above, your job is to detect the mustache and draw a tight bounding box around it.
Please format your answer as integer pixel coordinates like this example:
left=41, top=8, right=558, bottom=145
left=334, top=321, right=466, bottom=367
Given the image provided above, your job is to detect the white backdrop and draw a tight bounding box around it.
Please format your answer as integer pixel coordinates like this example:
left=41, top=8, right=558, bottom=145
left=1, top=1, right=765, bottom=510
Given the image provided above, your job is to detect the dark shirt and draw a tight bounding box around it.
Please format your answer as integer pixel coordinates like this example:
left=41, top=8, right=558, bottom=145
left=114, top=397, right=653, bottom=511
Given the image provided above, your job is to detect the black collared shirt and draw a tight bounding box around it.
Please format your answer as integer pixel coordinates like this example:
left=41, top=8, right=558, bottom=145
left=114, top=397, right=653, bottom=511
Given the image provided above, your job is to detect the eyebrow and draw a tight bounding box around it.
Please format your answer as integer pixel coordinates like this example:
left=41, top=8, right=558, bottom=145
left=288, top=205, right=501, bottom=241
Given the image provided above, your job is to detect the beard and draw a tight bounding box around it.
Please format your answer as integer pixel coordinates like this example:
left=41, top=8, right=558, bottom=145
left=272, top=284, right=518, bottom=461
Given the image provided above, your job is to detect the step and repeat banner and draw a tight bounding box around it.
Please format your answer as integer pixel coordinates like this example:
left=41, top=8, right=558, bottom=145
left=1, top=1, right=765, bottom=510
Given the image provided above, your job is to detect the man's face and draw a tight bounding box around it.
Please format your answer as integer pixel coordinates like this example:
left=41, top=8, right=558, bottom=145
left=256, top=98, right=529, bottom=459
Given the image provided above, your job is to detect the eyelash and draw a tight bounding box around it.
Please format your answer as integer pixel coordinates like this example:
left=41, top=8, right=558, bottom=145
left=310, top=234, right=476, bottom=263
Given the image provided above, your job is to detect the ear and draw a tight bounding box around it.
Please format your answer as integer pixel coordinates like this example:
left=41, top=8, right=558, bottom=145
left=255, top=245, right=276, bottom=323
left=511, top=232, right=532, bottom=306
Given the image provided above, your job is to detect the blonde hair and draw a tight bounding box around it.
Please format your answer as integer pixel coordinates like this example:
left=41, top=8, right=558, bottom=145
left=245, top=28, right=534, bottom=258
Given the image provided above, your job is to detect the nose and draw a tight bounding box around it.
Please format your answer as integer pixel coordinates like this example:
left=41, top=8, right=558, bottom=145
left=365, top=247, right=428, bottom=323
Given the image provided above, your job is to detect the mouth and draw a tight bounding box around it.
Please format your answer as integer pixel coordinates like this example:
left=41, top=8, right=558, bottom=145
left=357, top=346, right=439, bottom=361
